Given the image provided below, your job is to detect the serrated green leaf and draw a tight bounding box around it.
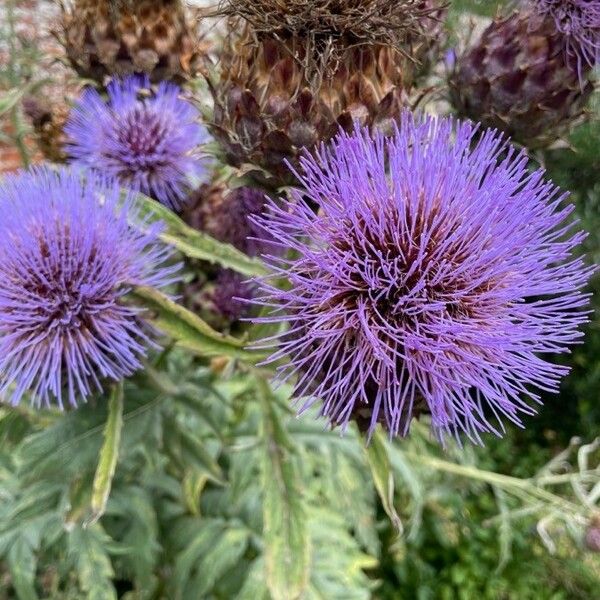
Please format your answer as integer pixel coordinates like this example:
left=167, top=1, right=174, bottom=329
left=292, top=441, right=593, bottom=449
left=7, top=537, right=38, bottom=600
left=258, top=378, right=310, bottom=600
left=68, top=525, right=116, bottom=600
left=88, top=383, right=124, bottom=525
left=172, top=418, right=226, bottom=485
left=307, top=507, right=378, bottom=600
left=171, top=518, right=223, bottom=598
left=187, top=526, right=250, bottom=597
left=365, top=429, right=403, bottom=533
left=132, top=192, right=268, bottom=277
left=236, top=558, right=270, bottom=600
left=17, top=390, right=159, bottom=484
left=107, top=487, right=161, bottom=591
left=132, top=285, right=262, bottom=362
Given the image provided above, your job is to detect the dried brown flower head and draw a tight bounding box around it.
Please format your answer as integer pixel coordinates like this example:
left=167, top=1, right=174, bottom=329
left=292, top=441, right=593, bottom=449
left=217, top=0, right=435, bottom=52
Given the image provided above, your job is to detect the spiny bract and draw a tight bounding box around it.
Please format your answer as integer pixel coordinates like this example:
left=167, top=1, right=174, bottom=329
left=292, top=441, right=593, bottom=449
left=210, top=0, right=446, bottom=188
left=450, top=0, right=598, bottom=148
left=59, top=0, right=204, bottom=84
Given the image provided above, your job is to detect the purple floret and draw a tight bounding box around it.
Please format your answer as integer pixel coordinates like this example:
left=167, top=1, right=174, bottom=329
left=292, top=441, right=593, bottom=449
left=530, top=0, right=600, bottom=73
left=0, top=167, right=181, bottom=409
left=250, top=112, right=593, bottom=443
left=65, top=76, right=208, bottom=210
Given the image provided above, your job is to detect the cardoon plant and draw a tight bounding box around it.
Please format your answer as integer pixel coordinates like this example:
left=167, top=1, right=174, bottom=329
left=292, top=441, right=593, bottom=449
left=449, top=0, right=600, bottom=148
left=65, top=76, right=207, bottom=210
left=0, top=167, right=180, bottom=409
left=251, top=113, right=593, bottom=442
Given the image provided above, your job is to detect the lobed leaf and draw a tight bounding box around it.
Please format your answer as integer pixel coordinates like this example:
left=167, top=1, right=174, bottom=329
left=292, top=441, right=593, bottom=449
left=88, top=383, right=124, bottom=525
left=365, top=430, right=403, bottom=533
left=132, top=285, right=263, bottom=363
left=132, top=192, right=268, bottom=277
left=258, top=378, right=310, bottom=600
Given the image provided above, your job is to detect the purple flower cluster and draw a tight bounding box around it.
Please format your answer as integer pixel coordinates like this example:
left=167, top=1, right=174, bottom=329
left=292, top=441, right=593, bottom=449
left=251, top=113, right=592, bottom=442
left=0, top=168, right=180, bottom=409
left=531, top=0, right=600, bottom=72
left=65, top=76, right=207, bottom=211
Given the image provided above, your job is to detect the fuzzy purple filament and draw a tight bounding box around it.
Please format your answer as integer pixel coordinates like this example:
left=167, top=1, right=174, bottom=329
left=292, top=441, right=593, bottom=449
left=65, top=76, right=207, bottom=211
left=531, top=0, right=600, bottom=73
left=0, top=167, right=180, bottom=409
left=250, top=113, right=593, bottom=443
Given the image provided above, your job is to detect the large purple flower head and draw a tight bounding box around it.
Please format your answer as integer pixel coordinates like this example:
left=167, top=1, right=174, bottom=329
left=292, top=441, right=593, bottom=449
left=0, top=167, right=180, bottom=409
left=530, top=0, right=600, bottom=72
left=251, top=113, right=593, bottom=443
left=65, top=76, right=208, bottom=211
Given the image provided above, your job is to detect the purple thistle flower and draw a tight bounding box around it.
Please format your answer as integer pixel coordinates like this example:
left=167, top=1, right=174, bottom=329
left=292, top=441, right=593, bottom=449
left=251, top=113, right=593, bottom=443
left=530, top=0, right=600, bottom=73
left=0, top=167, right=180, bottom=409
left=65, top=76, right=208, bottom=211
left=212, top=270, right=256, bottom=322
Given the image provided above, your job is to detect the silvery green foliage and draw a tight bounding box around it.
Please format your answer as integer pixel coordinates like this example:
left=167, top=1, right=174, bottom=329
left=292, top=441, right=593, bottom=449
left=0, top=347, right=598, bottom=599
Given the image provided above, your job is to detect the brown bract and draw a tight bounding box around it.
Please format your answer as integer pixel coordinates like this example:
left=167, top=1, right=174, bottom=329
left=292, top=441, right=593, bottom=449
left=208, top=0, right=447, bottom=188
left=217, top=0, right=432, bottom=53
left=210, top=27, right=412, bottom=188
left=58, top=0, right=207, bottom=84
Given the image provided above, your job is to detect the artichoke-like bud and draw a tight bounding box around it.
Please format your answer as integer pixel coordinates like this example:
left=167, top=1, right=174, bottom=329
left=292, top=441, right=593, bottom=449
left=449, top=1, right=599, bottom=148
left=58, top=0, right=205, bottom=84
left=181, top=183, right=275, bottom=327
left=209, top=0, right=443, bottom=188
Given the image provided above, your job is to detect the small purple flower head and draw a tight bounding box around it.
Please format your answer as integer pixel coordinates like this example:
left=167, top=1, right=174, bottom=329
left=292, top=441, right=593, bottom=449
left=212, top=270, right=256, bottom=322
left=530, top=0, right=600, bottom=72
left=65, top=76, right=208, bottom=211
left=0, top=167, right=180, bottom=409
left=251, top=113, right=593, bottom=443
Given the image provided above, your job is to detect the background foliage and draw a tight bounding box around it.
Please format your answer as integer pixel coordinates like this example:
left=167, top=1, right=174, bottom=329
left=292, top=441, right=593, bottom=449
left=0, top=0, right=599, bottom=599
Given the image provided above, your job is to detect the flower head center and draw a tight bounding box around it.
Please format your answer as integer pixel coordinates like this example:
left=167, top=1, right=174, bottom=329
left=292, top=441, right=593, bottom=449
left=114, top=104, right=172, bottom=168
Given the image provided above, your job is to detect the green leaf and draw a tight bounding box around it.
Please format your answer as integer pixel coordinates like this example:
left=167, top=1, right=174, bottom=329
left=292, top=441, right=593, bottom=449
left=187, top=526, right=250, bottom=597
left=67, top=525, right=116, bottom=600
left=88, top=383, right=124, bottom=525
left=171, top=519, right=223, bottom=594
left=365, top=429, right=403, bottom=533
left=236, top=558, right=270, bottom=600
left=132, top=192, right=268, bottom=277
left=258, top=378, right=310, bottom=600
left=132, top=285, right=263, bottom=362
left=106, top=487, right=161, bottom=591
left=7, top=537, right=38, bottom=600
left=172, top=418, right=226, bottom=485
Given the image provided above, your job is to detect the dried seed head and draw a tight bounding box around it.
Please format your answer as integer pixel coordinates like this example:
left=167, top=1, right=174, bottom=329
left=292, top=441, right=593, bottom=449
left=218, top=0, right=437, bottom=54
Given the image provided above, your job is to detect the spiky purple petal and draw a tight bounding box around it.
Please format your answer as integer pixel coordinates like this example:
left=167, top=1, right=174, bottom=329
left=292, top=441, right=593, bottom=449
left=0, top=167, right=180, bottom=409
left=251, top=113, right=593, bottom=443
left=65, top=76, right=208, bottom=210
